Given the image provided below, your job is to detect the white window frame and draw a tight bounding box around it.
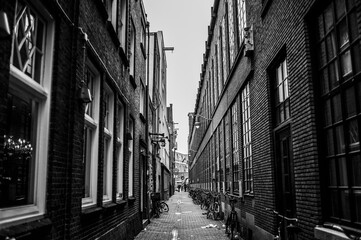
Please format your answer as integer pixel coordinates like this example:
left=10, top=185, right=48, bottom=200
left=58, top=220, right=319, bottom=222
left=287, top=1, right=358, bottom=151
left=128, top=118, right=134, bottom=197
left=0, top=0, right=54, bottom=226
left=103, top=83, right=114, bottom=203
left=129, top=19, right=136, bottom=78
left=82, top=61, right=100, bottom=208
left=116, top=101, right=125, bottom=200
left=140, top=81, right=145, bottom=115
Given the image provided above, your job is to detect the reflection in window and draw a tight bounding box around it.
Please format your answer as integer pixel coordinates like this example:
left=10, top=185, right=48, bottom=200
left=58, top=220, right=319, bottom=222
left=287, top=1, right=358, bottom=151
left=1, top=94, right=36, bottom=207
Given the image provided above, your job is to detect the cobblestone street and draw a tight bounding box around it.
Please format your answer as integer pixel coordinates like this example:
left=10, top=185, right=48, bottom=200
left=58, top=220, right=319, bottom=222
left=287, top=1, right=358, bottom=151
left=134, top=191, right=231, bottom=240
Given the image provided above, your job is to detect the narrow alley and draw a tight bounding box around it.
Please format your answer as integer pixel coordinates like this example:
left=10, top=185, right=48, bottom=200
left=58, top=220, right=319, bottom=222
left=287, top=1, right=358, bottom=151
left=134, top=191, right=230, bottom=240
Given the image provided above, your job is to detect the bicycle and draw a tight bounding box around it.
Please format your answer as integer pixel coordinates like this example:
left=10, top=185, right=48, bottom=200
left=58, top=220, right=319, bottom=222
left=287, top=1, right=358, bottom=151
left=206, top=192, right=220, bottom=220
left=224, top=193, right=239, bottom=240
left=265, top=208, right=300, bottom=240
left=151, top=193, right=169, bottom=218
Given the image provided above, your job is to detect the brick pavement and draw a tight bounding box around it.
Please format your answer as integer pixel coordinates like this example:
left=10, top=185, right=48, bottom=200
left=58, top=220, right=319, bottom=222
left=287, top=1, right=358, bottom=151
left=134, top=191, right=231, bottom=240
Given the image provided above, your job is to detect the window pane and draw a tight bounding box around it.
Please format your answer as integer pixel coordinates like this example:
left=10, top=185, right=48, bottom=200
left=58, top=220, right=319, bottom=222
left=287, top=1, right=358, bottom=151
left=324, top=4, right=334, bottom=32
left=320, top=69, right=329, bottom=94
left=330, top=190, right=340, bottom=218
left=355, top=191, right=361, bottom=223
left=318, top=41, right=327, bottom=67
left=332, top=94, right=342, bottom=123
left=341, top=50, right=352, bottom=76
left=340, top=190, right=351, bottom=220
left=83, top=126, right=92, bottom=198
left=284, top=78, right=289, bottom=99
left=351, top=155, right=361, bottom=186
left=338, top=157, right=348, bottom=185
left=329, top=61, right=340, bottom=89
left=326, top=32, right=336, bottom=60
left=345, top=87, right=356, bottom=117
left=348, top=120, right=359, bottom=151
left=324, top=99, right=332, bottom=126
left=1, top=94, right=36, bottom=208
left=328, top=158, right=337, bottom=186
left=335, top=126, right=345, bottom=154
left=335, top=0, right=346, bottom=20
left=326, top=129, right=335, bottom=156
left=352, top=43, right=361, bottom=74
left=338, top=19, right=349, bottom=48
left=317, top=14, right=325, bottom=40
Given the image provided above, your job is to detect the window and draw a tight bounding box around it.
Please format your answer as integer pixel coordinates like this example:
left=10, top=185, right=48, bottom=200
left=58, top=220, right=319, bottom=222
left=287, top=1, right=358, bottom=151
left=119, top=0, right=127, bottom=49
left=273, top=59, right=290, bottom=125
left=221, top=16, right=229, bottom=84
left=0, top=0, right=54, bottom=225
left=228, top=0, right=236, bottom=66
left=129, top=19, right=136, bottom=79
left=237, top=0, right=247, bottom=46
left=140, top=81, right=145, bottom=116
left=140, top=19, right=146, bottom=56
left=103, top=0, right=117, bottom=30
left=242, top=83, right=253, bottom=193
left=116, top=102, right=125, bottom=200
left=83, top=63, right=100, bottom=207
left=219, top=121, right=225, bottom=192
left=231, top=97, right=240, bottom=193
left=103, top=83, right=114, bottom=203
left=314, top=0, right=361, bottom=227
left=225, top=111, right=231, bottom=191
left=218, top=36, right=224, bottom=93
left=128, top=117, right=134, bottom=197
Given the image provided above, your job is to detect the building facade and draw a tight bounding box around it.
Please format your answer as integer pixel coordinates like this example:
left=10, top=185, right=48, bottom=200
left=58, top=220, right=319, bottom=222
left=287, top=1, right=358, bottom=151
left=0, top=0, right=154, bottom=239
left=188, top=0, right=361, bottom=240
left=174, top=152, right=189, bottom=191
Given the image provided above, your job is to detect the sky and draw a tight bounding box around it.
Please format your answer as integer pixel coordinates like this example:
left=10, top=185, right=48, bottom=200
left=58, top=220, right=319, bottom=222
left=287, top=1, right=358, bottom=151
left=143, top=0, right=214, bottom=154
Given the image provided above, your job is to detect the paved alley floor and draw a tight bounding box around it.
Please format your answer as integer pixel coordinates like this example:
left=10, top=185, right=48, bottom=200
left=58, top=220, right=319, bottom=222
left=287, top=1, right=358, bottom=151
left=134, top=191, right=230, bottom=240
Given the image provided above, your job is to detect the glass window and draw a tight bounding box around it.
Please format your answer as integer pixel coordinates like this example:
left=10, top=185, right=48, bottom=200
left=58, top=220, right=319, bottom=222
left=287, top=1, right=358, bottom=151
left=128, top=118, right=134, bottom=197
left=1, top=0, right=54, bottom=223
left=119, top=0, right=127, bottom=48
left=103, top=0, right=117, bottom=30
left=103, top=83, right=114, bottom=203
left=314, top=0, right=361, bottom=227
left=237, top=0, right=247, bottom=46
left=225, top=111, right=231, bottom=191
left=274, top=59, right=291, bottom=126
left=228, top=0, right=236, bottom=66
left=242, top=83, right=253, bottom=193
left=232, top=97, right=240, bottom=193
left=221, top=17, right=228, bottom=84
left=219, top=121, right=224, bottom=192
left=83, top=63, right=100, bottom=207
left=129, top=19, right=136, bottom=78
left=117, top=102, right=125, bottom=199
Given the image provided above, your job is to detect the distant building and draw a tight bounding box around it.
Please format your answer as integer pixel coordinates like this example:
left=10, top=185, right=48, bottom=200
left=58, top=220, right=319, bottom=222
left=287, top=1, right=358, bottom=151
left=188, top=0, right=361, bottom=240
left=174, top=152, right=189, bottom=190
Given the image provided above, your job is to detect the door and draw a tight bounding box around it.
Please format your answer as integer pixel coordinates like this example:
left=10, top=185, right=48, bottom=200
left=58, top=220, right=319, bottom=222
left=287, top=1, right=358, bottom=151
left=140, top=153, right=148, bottom=220
left=275, top=126, right=296, bottom=240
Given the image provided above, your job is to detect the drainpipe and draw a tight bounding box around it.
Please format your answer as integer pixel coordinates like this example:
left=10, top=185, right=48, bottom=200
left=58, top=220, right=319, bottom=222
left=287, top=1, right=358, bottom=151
left=145, top=20, right=150, bottom=223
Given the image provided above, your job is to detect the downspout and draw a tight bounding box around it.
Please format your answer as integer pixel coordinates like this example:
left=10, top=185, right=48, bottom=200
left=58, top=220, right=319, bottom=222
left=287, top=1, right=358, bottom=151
left=145, top=20, right=150, bottom=223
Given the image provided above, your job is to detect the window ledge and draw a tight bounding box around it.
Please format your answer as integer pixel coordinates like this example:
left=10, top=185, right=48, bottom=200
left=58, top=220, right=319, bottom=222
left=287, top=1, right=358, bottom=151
left=314, top=226, right=352, bottom=240
left=128, top=196, right=136, bottom=204
left=103, top=202, right=117, bottom=210
left=0, top=218, right=52, bottom=239
left=116, top=199, right=127, bottom=206
left=81, top=206, right=102, bottom=218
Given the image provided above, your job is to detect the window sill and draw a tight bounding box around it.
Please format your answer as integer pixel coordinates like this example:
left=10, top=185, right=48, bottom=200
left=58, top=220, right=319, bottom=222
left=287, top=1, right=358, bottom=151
left=128, top=196, right=136, bottom=204
left=116, top=199, right=127, bottom=207
left=81, top=206, right=102, bottom=218
left=314, top=226, right=352, bottom=240
left=129, top=75, right=137, bottom=89
left=0, top=218, right=52, bottom=239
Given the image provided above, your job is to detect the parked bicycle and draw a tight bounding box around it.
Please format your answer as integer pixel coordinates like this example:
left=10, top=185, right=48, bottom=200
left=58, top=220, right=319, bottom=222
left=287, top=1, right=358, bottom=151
left=225, top=193, right=239, bottom=240
left=322, top=223, right=361, bottom=240
left=206, top=192, right=220, bottom=220
left=265, top=208, right=300, bottom=240
left=151, top=193, right=169, bottom=218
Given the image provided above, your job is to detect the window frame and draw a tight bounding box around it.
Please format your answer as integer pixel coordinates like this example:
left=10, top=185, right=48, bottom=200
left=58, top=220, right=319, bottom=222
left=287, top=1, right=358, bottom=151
left=128, top=117, right=134, bottom=197
left=0, top=0, right=55, bottom=226
left=116, top=101, right=125, bottom=200
left=82, top=61, right=101, bottom=208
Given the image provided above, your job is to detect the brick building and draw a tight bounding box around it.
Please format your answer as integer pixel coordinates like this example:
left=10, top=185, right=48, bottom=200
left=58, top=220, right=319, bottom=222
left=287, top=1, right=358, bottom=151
left=188, top=0, right=360, bottom=240
left=0, top=0, right=152, bottom=239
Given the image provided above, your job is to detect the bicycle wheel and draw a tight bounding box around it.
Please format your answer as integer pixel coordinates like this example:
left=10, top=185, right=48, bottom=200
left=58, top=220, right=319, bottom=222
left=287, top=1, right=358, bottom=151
left=160, top=202, right=169, bottom=212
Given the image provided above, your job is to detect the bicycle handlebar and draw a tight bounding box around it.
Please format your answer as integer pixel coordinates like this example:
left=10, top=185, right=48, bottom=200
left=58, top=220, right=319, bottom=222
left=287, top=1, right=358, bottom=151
left=265, top=208, right=298, bottom=222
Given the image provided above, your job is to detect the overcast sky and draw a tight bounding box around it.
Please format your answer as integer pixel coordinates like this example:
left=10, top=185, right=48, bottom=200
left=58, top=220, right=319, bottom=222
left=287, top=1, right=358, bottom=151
left=143, top=0, right=214, bottom=154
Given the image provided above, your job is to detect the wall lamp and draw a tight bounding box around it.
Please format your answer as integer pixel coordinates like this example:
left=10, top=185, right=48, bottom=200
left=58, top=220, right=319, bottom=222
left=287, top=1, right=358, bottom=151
left=189, top=112, right=211, bottom=129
